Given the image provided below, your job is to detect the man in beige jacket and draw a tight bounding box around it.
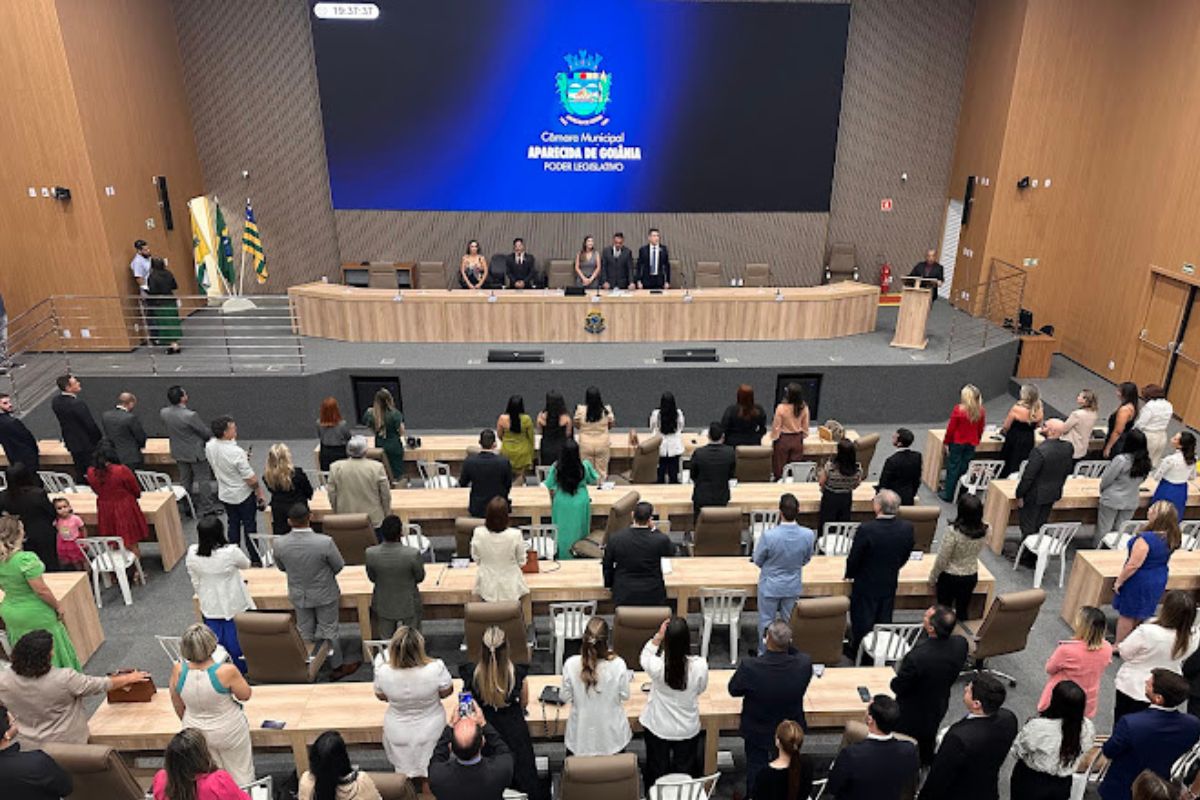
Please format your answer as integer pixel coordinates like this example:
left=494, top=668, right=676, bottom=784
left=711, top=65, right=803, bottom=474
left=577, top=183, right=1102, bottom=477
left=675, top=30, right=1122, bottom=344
left=327, top=435, right=392, bottom=537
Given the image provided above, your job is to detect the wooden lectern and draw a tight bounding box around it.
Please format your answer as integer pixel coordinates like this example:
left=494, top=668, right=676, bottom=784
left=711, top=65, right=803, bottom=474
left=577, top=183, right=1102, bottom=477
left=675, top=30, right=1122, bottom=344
left=890, top=278, right=935, bottom=349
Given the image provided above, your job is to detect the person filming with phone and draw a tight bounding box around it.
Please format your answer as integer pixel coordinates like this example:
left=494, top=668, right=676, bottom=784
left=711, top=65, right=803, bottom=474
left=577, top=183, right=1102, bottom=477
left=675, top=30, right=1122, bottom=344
left=428, top=692, right=514, bottom=800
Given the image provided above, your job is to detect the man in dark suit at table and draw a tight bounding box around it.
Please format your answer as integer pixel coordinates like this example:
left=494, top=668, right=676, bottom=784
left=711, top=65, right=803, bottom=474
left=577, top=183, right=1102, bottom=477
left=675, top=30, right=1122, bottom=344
left=908, top=248, right=944, bottom=304
left=0, top=393, right=39, bottom=471
left=918, top=672, right=1018, bottom=800
left=875, top=428, right=922, bottom=506
left=826, top=695, right=920, bottom=800
left=458, top=429, right=512, bottom=518
left=504, top=238, right=537, bottom=290
left=636, top=228, right=671, bottom=289
left=101, top=392, right=147, bottom=473
left=50, top=374, right=102, bottom=483
left=891, top=605, right=969, bottom=766
left=603, top=501, right=673, bottom=607
left=1015, top=418, right=1074, bottom=538
left=689, top=422, right=736, bottom=519
left=1100, top=669, right=1200, bottom=800
left=844, top=489, right=914, bottom=656
left=600, top=232, right=635, bottom=289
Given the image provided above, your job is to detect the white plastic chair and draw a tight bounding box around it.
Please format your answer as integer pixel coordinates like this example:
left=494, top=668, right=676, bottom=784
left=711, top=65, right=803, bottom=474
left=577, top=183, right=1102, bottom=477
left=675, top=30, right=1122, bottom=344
left=550, top=600, right=596, bottom=674
left=1071, top=460, right=1108, bottom=479
left=779, top=461, right=817, bottom=483
left=364, top=638, right=390, bottom=668
left=0, top=630, right=10, bottom=658
left=1182, top=520, right=1200, bottom=552
left=855, top=622, right=923, bottom=666
left=135, top=469, right=195, bottom=517
left=155, top=635, right=228, bottom=665
left=307, top=469, right=330, bottom=490
left=746, top=509, right=780, bottom=556
left=401, top=522, right=435, bottom=562
left=417, top=460, right=457, bottom=489
left=76, top=536, right=143, bottom=607
left=1014, top=522, right=1081, bottom=587
left=649, top=772, right=721, bottom=800
left=954, top=460, right=1005, bottom=501
left=39, top=470, right=90, bottom=494
left=520, top=524, right=559, bottom=560
left=699, top=588, right=747, bottom=665
left=248, top=533, right=277, bottom=568
left=1071, top=736, right=1110, bottom=800
left=240, top=776, right=273, bottom=800
left=0, top=472, right=7, bottom=491
left=1100, top=520, right=1144, bottom=551
left=535, top=465, right=553, bottom=484
left=818, top=522, right=859, bottom=556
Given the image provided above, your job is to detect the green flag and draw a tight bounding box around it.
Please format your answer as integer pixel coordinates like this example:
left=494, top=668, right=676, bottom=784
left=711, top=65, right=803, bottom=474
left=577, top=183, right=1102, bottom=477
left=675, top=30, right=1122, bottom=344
left=214, top=199, right=237, bottom=288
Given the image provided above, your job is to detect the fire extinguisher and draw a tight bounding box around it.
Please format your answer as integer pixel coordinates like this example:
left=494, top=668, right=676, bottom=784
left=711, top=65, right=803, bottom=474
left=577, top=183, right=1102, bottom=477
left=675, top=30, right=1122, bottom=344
left=879, top=261, right=893, bottom=293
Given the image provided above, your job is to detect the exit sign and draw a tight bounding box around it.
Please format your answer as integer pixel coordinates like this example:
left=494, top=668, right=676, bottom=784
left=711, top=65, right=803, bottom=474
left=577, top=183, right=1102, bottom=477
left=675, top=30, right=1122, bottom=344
left=880, top=198, right=893, bottom=212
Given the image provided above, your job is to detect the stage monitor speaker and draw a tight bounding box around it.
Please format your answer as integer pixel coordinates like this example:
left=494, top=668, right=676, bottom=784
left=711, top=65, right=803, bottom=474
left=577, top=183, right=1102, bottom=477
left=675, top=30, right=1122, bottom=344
left=350, top=375, right=402, bottom=422
left=488, top=349, right=545, bottom=363
left=774, top=373, right=823, bottom=422
left=662, top=347, right=717, bottom=363
left=154, top=175, right=174, bottom=230
left=962, top=175, right=975, bottom=227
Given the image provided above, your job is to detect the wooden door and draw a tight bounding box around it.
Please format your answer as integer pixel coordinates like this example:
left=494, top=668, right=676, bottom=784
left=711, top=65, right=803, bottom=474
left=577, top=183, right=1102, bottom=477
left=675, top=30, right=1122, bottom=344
left=1170, top=294, right=1200, bottom=427
left=1130, top=274, right=1190, bottom=388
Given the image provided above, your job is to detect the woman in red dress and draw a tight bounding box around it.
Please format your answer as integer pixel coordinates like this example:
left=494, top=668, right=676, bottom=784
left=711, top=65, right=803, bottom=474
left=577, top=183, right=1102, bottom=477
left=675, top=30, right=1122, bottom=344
left=87, top=445, right=149, bottom=557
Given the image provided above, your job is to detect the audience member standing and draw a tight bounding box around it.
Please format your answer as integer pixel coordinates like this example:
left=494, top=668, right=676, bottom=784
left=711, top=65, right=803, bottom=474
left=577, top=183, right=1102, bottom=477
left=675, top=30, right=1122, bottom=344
left=88, top=445, right=149, bottom=558
left=1015, top=419, right=1074, bottom=540
left=544, top=440, right=600, bottom=559
left=845, top=490, right=913, bottom=655
left=561, top=617, right=631, bottom=756
left=1114, top=501, right=1180, bottom=644
left=751, top=720, right=814, bottom=800
left=649, top=392, right=685, bottom=484
left=722, top=385, right=767, bottom=448
left=144, top=258, right=182, bottom=353
left=161, top=386, right=217, bottom=517
left=206, top=416, right=265, bottom=565
left=1061, top=389, right=1100, bottom=463
left=891, top=606, right=969, bottom=765
left=0, top=464, right=60, bottom=572
left=151, top=728, right=249, bottom=800
left=1114, top=590, right=1198, bottom=722
left=0, top=515, right=79, bottom=669
left=316, top=397, right=353, bottom=472
left=273, top=504, right=359, bottom=680
left=1105, top=381, right=1140, bottom=458
left=459, top=430, right=512, bottom=518
left=825, top=696, right=919, bottom=800
left=928, top=493, right=987, bottom=621
left=168, top=625, right=254, bottom=786
left=428, top=703, right=514, bottom=800
left=999, top=384, right=1044, bottom=477
left=574, top=386, right=615, bottom=478
left=728, top=621, right=813, bottom=797
left=690, top=422, right=736, bottom=519
left=1039, top=606, right=1113, bottom=718
left=603, top=501, right=672, bottom=607
left=938, top=384, right=985, bottom=502
left=471, top=498, right=530, bottom=621
left=263, top=444, right=314, bottom=536
left=0, top=703, right=73, bottom=799
left=185, top=518, right=253, bottom=673
left=918, top=672, right=1018, bottom=800
left=1100, top=669, right=1200, bottom=800
left=876, top=428, right=922, bottom=506
left=1097, top=429, right=1152, bottom=546
left=51, top=374, right=102, bottom=483
left=1150, top=432, right=1196, bottom=521
left=362, top=388, right=405, bottom=481
left=770, top=383, right=809, bottom=479
left=752, top=494, right=815, bottom=649
left=374, top=626, right=453, bottom=789
left=818, top=440, right=863, bottom=534
left=101, top=392, right=147, bottom=472
left=0, top=393, right=38, bottom=471
left=639, top=617, right=709, bottom=791
left=1136, top=384, right=1174, bottom=467
left=52, top=498, right=86, bottom=571
left=536, top=391, right=571, bottom=469
left=328, top=436, right=392, bottom=537
left=366, top=516, right=426, bottom=637
left=497, top=395, right=535, bottom=477
left=298, top=730, right=382, bottom=800
left=1011, top=680, right=1095, bottom=800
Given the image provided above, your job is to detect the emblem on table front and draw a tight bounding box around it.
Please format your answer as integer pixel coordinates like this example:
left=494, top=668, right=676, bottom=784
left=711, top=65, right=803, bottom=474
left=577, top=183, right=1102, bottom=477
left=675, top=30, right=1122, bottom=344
left=584, top=310, right=606, bottom=335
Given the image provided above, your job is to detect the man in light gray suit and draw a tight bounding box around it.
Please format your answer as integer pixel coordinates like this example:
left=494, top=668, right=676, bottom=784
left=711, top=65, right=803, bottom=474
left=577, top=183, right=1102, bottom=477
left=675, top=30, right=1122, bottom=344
left=160, top=385, right=216, bottom=516
left=328, top=435, right=392, bottom=537
left=273, top=503, right=361, bottom=680
left=365, top=515, right=426, bottom=637
left=101, top=392, right=147, bottom=472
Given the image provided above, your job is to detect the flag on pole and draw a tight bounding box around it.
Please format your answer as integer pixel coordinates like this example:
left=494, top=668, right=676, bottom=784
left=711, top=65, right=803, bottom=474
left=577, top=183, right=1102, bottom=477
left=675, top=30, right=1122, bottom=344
left=213, top=199, right=237, bottom=290
left=242, top=200, right=268, bottom=284
left=187, top=196, right=223, bottom=297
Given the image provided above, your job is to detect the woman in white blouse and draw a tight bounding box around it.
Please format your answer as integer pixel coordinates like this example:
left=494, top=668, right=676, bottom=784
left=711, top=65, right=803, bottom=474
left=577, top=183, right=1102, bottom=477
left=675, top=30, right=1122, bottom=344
left=373, top=626, right=453, bottom=791
left=1113, top=589, right=1199, bottom=722
left=470, top=496, right=531, bottom=622
left=1136, top=384, right=1174, bottom=466
left=1010, top=680, right=1095, bottom=800
left=649, top=392, right=685, bottom=484
left=184, top=517, right=253, bottom=673
left=1149, top=431, right=1196, bottom=522
left=639, top=616, right=709, bottom=793
left=561, top=617, right=631, bottom=756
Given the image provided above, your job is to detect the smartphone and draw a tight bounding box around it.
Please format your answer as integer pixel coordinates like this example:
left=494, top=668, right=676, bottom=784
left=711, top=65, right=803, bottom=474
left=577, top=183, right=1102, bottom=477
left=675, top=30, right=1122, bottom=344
left=261, top=720, right=286, bottom=730
left=812, top=663, right=826, bottom=678
left=458, top=691, right=474, bottom=718
left=857, top=686, right=871, bottom=703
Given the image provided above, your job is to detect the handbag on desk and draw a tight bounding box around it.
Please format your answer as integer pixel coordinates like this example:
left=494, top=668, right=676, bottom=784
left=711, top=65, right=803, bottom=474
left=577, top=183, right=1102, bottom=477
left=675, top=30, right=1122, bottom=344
left=520, top=548, right=540, bottom=574
left=106, top=670, right=156, bottom=703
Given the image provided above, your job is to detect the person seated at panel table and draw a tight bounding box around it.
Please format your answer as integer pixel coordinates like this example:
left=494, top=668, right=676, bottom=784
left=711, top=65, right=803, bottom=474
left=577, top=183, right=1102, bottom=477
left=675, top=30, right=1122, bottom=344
left=505, top=238, right=537, bottom=290
left=600, top=232, right=634, bottom=289
left=459, top=239, right=488, bottom=290
left=575, top=236, right=601, bottom=290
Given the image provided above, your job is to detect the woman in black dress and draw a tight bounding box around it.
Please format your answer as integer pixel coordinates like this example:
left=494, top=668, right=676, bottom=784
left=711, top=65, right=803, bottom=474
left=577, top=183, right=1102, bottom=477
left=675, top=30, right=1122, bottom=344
left=145, top=257, right=182, bottom=354
left=1104, top=381, right=1140, bottom=458
left=999, top=384, right=1044, bottom=476
left=459, top=626, right=545, bottom=800
left=262, top=444, right=314, bottom=536
left=752, top=720, right=813, bottom=800
left=721, top=384, right=767, bottom=448
left=0, top=463, right=60, bottom=571
left=537, top=390, right=572, bottom=468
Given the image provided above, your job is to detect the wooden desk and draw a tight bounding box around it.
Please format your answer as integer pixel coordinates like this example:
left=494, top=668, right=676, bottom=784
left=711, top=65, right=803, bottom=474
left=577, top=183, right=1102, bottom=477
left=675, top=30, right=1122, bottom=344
left=1017, top=334, right=1058, bottom=379
left=88, top=667, right=895, bottom=773
left=287, top=283, right=881, bottom=344
left=0, top=571, right=104, bottom=664
left=51, top=490, right=187, bottom=571
left=920, top=428, right=1101, bottom=493
left=981, top=477, right=1199, bottom=555
left=0, top=439, right=175, bottom=471
left=1062, top=549, right=1200, bottom=624
left=236, top=556, right=994, bottom=646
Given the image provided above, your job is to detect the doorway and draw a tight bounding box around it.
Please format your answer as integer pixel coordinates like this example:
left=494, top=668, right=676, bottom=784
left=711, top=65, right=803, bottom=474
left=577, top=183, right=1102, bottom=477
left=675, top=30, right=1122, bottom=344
left=1130, top=273, right=1200, bottom=427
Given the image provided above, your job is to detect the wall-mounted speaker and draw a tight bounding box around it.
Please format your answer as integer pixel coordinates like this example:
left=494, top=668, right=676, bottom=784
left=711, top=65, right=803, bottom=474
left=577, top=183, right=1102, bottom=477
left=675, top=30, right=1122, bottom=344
left=154, top=175, right=174, bottom=230
left=962, top=175, right=975, bottom=227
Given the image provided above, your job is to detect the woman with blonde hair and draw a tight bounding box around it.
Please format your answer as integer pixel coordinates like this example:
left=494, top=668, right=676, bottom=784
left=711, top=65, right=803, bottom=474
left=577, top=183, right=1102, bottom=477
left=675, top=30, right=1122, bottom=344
left=362, top=388, right=406, bottom=480
left=1114, top=590, right=1198, bottom=721
left=561, top=616, right=631, bottom=756
left=938, top=384, right=985, bottom=502
left=316, top=397, right=353, bottom=471
left=459, top=627, right=543, bottom=800
left=1061, top=389, right=1100, bottom=462
left=751, top=719, right=814, bottom=800
left=373, top=626, right=452, bottom=785
left=0, top=513, right=79, bottom=669
left=168, top=624, right=254, bottom=785
left=999, top=384, right=1044, bottom=477
left=262, top=443, right=313, bottom=535
left=1114, top=500, right=1182, bottom=644
left=1038, top=606, right=1113, bottom=718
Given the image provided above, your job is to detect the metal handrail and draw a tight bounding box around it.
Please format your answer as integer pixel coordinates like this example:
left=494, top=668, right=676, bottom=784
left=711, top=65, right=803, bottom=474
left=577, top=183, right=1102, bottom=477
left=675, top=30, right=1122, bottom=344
left=945, top=261, right=1025, bottom=361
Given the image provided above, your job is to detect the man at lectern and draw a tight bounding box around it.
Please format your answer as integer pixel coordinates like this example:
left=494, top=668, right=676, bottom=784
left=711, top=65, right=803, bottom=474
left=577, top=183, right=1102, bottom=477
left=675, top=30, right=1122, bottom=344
left=636, top=228, right=671, bottom=290
left=907, top=249, right=944, bottom=303
left=505, top=238, right=537, bottom=289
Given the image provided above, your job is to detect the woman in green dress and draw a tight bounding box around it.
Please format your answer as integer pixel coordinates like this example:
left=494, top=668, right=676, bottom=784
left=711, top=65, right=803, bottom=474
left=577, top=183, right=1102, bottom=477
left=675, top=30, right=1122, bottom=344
left=362, top=388, right=406, bottom=480
left=497, top=395, right=535, bottom=477
left=145, top=257, right=182, bottom=354
left=543, top=440, right=600, bottom=559
left=0, top=514, right=80, bottom=670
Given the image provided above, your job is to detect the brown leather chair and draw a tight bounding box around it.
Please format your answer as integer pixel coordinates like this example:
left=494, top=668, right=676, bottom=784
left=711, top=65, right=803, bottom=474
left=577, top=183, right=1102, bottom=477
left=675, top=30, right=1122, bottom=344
left=322, top=513, right=377, bottom=566
left=368, top=266, right=399, bottom=290
left=573, top=490, right=639, bottom=559
left=898, top=505, right=940, bottom=552
left=693, top=261, right=722, bottom=288
left=548, top=259, right=575, bottom=289
left=236, top=611, right=330, bottom=683
left=955, top=588, right=1047, bottom=686
left=788, top=596, right=849, bottom=665
left=690, top=507, right=743, bottom=556
left=825, top=242, right=859, bottom=283
left=838, top=722, right=919, bottom=799
left=612, top=435, right=661, bottom=485
left=367, top=446, right=397, bottom=483
left=854, top=433, right=880, bottom=477
left=455, top=516, right=484, bottom=558
left=560, top=753, right=641, bottom=800
left=743, top=263, right=771, bottom=287
left=735, top=445, right=773, bottom=482
left=612, top=605, right=671, bottom=667
left=416, top=261, right=447, bottom=290
left=42, top=743, right=143, bottom=800
left=464, top=601, right=530, bottom=664
left=364, top=772, right=417, bottom=800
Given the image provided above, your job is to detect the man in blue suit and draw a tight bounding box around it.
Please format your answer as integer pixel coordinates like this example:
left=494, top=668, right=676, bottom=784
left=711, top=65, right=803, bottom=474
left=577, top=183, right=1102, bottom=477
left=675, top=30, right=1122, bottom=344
left=1101, top=668, right=1200, bottom=800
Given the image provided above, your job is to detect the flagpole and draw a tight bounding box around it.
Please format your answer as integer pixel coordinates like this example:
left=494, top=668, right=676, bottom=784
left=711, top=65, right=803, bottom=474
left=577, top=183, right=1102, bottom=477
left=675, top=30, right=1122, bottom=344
left=222, top=196, right=256, bottom=313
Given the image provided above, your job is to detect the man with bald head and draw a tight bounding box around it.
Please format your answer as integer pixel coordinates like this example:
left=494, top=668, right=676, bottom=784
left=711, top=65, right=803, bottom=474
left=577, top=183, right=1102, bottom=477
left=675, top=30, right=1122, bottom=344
left=428, top=701, right=514, bottom=800
left=101, top=391, right=147, bottom=472
left=908, top=248, right=944, bottom=303
left=845, top=489, right=915, bottom=656
left=1016, top=418, right=1075, bottom=540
